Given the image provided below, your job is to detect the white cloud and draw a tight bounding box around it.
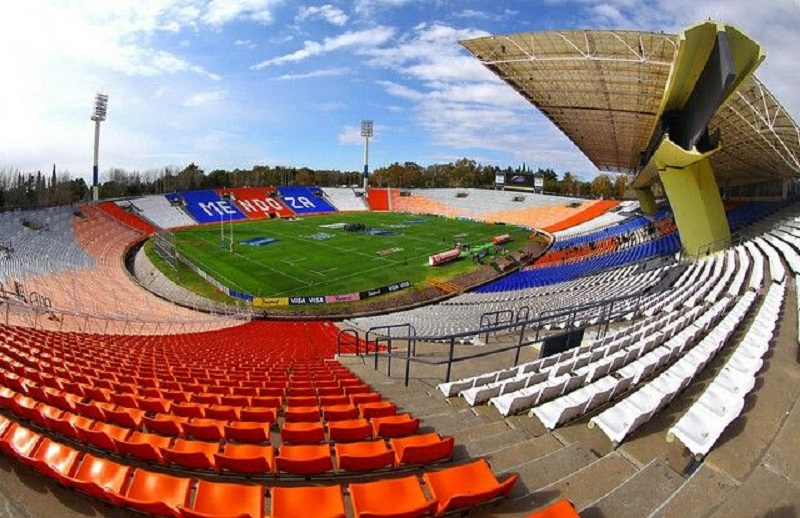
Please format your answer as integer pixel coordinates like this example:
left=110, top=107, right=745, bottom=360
left=202, top=0, right=284, bottom=25
left=273, top=68, right=350, bottom=80
left=454, top=8, right=519, bottom=21
left=296, top=5, right=349, bottom=26
left=338, top=125, right=365, bottom=145
left=182, top=90, right=227, bottom=107
left=251, top=26, right=395, bottom=69
left=234, top=39, right=257, bottom=49
left=354, top=0, right=417, bottom=17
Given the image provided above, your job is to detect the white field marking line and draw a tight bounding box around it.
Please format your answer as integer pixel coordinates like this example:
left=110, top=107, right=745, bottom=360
left=191, top=233, right=311, bottom=286
left=265, top=227, right=394, bottom=263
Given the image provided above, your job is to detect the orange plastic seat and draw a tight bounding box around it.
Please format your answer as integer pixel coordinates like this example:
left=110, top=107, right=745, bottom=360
left=73, top=400, right=111, bottom=421
left=422, top=459, right=518, bottom=515
left=359, top=401, right=397, bottom=419
left=172, top=403, right=206, bottom=418
left=284, top=406, right=321, bottom=423
left=287, top=387, right=315, bottom=397
left=322, top=404, right=359, bottom=422
left=77, top=421, right=130, bottom=451
left=275, top=444, right=333, bottom=475
left=64, top=454, right=131, bottom=501
left=183, top=418, right=224, bottom=441
left=327, top=419, right=372, bottom=443
left=286, top=396, right=317, bottom=407
left=349, top=392, right=380, bottom=406
left=319, top=395, right=349, bottom=407
left=105, top=406, right=145, bottom=428
left=3, top=422, right=43, bottom=462
left=205, top=405, right=240, bottom=421
left=280, top=422, right=325, bottom=444
left=316, top=387, right=345, bottom=397
left=371, top=414, right=420, bottom=438
left=214, top=443, right=274, bottom=474
left=109, top=469, right=191, bottom=516
left=161, top=438, right=218, bottom=470
left=390, top=433, right=455, bottom=465
left=525, top=499, right=581, bottom=518
left=221, top=395, right=251, bottom=407
left=30, top=403, right=64, bottom=429
left=224, top=421, right=270, bottom=444
left=192, top=393, right=222, bottom=405
left=178, top=479, right=265, bottom=518
left=143, top=415, right=185, bottom=437
left=28, top=437, right=80, bottom=484
left=240, top=406, right=277, bottom=423
left=115, top=431, right=172, bottom=463
left=136, top=396, right=171, bottom=414
left=345, top=385, right=372, bottom=396
left=250, top=396, right=282, bottom=408
left=270, top=486, right=346, bottom=518
left=349, top=475, right=437, bottom=518
left=335, top=441, right=394, bottom=472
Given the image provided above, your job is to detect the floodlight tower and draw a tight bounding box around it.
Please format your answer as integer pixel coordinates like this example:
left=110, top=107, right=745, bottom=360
left=360, top=120, right=373, bottom=191
left=90, top=93, right=109, bottom=202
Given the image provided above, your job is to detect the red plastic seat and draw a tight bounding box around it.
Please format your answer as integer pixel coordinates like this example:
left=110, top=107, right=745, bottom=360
left=335, top=441, right=395, bottom=472
left=192, top=393, right=222, bottom=405
left=422, top=459, right=518, bottom=515
left=64, top=454, right=131, bottom=501
left=327, top=419, right=372, bottom=443
left=287, top=387, right=315, bottom=397
left=344, top=385, right=373, bottom=396
left=349, top=475, right=437, bottom=518
left=319, top=395, right=349, bottom=407
left=109, top=469, right=191, bottom=516
left=178, top=479, right=265, bottom=518
left=280, top=422, right=325, bottom=444
left=183, top=418, right=224, bottom=441
left=316, top=386, right=345, bottom=397
left=172, top=403, right=206, bottom=418
left=143, top=415, right=185, bottom=437
left=322, top=404, right=359, bottom=422
left=258, top=387, right=285, bottom=398
left=77, top=421, right=130, bottom=451
left=136, top=396, right=171, bottom=414
left=161, top=438, right=218, bottom=470
left=359, top=401, right=397, bottom=419
left=525, top=499, right=581, bottom=518
left=250, top=395, right=282, bottom=408
left=214, top=443, right=274, bottom=474
left=221, top=395, right=251, bottom=407
left=371, top=414, right=420, bottom=438
left=390, top=433, right=455, bottom=465
left=275, top=444, right=333, bottom=475
left=205, top=405, right=240, bottom=421
left=105, top=406, right=145, bottom=428
left=28, top=437, right=80, bottom=483
left=115, top=431, right=172, bottom=463
left=286, top=396, right=317, bottom=407
left=350, top=392, right=381, bottom=406
left=2, top=422, right=42, bottom=460
left=284, top=406, right=320, bottom=423
left=29, top=403, right=64, bottom=428
left=270, top=486, right=346, bottom=518
left=240, top=407, right=277, bottom=423
left=224, top=421, right=270, bottom=444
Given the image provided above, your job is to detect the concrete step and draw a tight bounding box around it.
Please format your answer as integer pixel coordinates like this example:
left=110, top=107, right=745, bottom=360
left=649, top=464, right=739, bottom=518
left=581, top=457, right=684, bottom=518
left=709, top=465, right=800, bottom=518
left=503, top=442, right=598, bottom=499
left=464, top=428, right=532, bottom=458
left=485, top=434, right=564, bottom=472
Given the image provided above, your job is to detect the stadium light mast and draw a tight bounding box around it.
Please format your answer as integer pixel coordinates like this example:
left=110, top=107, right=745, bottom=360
left=361, top=120, right=373, bottom=191
left=90, top=93, right=109, bottom=202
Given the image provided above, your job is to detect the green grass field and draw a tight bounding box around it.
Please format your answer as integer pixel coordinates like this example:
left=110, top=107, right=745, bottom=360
left=167, top=212, right=531, bottom=298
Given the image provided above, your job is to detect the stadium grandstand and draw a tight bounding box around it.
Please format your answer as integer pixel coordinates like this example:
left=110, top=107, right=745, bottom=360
left=0, top=18, right=799, bottom=518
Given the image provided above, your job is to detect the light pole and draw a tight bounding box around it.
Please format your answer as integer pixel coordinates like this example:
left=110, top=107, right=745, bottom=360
left=361, top=120, right=373, bottom=191
left=90, top=93, right=108, bottom=202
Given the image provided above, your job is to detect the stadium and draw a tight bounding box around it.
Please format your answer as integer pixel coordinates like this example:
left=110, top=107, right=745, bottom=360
left=1, top=16, right=800, bottom=518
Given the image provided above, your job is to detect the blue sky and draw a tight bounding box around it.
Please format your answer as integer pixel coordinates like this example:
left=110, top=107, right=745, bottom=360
left=0, top=0, right=797, bottom=182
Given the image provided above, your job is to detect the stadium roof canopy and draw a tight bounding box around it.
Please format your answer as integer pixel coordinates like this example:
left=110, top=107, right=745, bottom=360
left=461, top=29, right=800, bottom=188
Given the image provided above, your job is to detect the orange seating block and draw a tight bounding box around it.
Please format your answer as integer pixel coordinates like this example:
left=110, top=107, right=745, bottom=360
left=359, top=401, right=397, bottom=419
left=143, top=415, right=185, bottom=436
left=270, top=485, right=346, bottom=518
left=28, top=437, right=80, bottom=484
left=335, top=441, right=395, bottom=472
left=161, top=438, right=218, bottom=470
left=275, top=444, right=333, bottom=475
left=319, top=395, right=349, bottom=406
left=214, top=443, right=274, bottom=474
left=349, top=475, right=437, bottom=518
left=224, top=421, right=270, bottom=443
left=286, top=396, right=317, bottom=407
left=284, top=406, right=321, bottom=423
left=183, top=418, right=224, bottom=441
left=205, top=405, right=240, bottom=421
left=280, top=421, right=325, bottom=444
left=371, top=414, right=420, bottom=438
left=240, top=407, right=277, bottom=423
left=115, top=431, right=172, bottom=463
left=390, top=433, right=455, bottom=465
left=422, top=459, right=518, bottom=515
left=327, top=419, right=373, bottom=443
left=178, top=479, right=265, bottom=518
left=64, top=453, right=131, bottom=501
left=2, top=423, right=42, bottom=460
left=525, top=499, right=581, bottom=518
left=322, top=404, right=359, bottom=422
left=350, top=392, right=380, bottom=405
left=77, top=421, right=130, bottom=451
left=108, top=469, right=191, bottom=516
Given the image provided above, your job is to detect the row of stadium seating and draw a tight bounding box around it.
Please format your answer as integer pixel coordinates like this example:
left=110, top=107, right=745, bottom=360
left=0, top=318, right=519, bottom=516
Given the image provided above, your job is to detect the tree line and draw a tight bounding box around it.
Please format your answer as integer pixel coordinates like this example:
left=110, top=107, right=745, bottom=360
left=0, top=160, right=632, bottom=211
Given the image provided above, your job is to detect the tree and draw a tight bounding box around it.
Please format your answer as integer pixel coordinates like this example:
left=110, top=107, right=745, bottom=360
left=591, top=174, right=614, bottom=199
left=562, top=172, right=578, bottom=196
left=614, top=174, right=630, bottom=199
